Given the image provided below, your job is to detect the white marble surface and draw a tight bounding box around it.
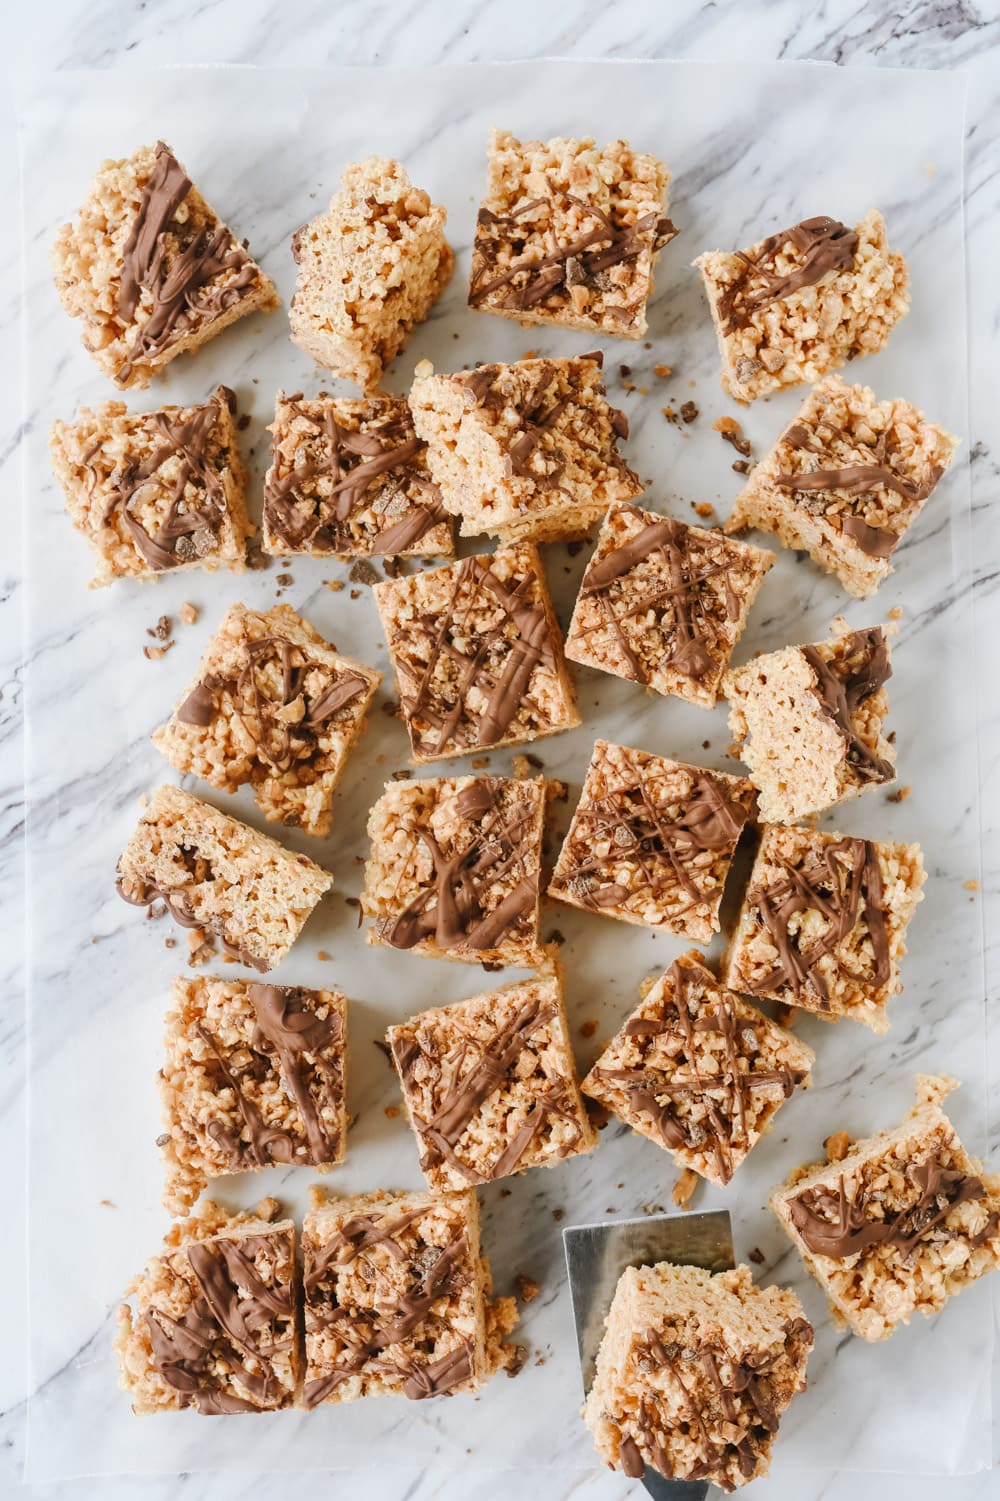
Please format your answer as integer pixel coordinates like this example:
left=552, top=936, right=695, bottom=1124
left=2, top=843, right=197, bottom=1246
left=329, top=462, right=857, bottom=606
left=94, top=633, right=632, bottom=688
left=4, top=5, right=1000, bottom=1501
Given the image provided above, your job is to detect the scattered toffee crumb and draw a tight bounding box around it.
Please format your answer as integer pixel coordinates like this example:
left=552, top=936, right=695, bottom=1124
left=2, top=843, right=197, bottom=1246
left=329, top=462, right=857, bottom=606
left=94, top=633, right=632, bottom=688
left=662, top=406, right=678, bottom=425
left=237, top=413, right=251, bottom=431
left=349, top=560, right=381, bottom=587
left=147, top=614, right=172, bottom=641
left=276, top=572, right=294, bottom=587
left=326, top=579, right=345, bottom=592
left=349, top=589, right=361, bottom=600
left=178, top=601, right=199, bottom=626
left=390, top=769, right=413, bottom=781
left=713, top=414, right=752, bottom=457
left=672, top=1168, right=699, bottom=1210
left=100, top=1198, right=117, bottom=1208
left=155, top=1132, right=170, bottom=1148
left=680, top=401, right=699, bottom=425
left=642, top=1202, right=666, bottom=1216
left=692, top=502, right=715, bottom=520
left=702, top=739, right=711, bottom=750
left=316, top=949, right=330, bottom=961
left=965, top=879, right=981, bottom=892
left=748, top=1246, right=765, bottom=1265
left=732, top=459, right=752, bottom=475
left=825, top=1130, right=852, bottom=1163
left=579, top=1019, right=598, bottom=1039
left=384, top=1105, right=400, bottom=1120
left=618, top=364, right=631, bottom=380
left=545, top=928, right=566, bottom=947
left=143, top=642, right=174, bottom=661
left=522, top=348, right=538, bottom=360
left=887, top=785, right=912, bottom=803
left=551, top=1207, right=565, bottom=1222
left=470, top=756, right=490, bottom=769
left=515, top=1273, right=541, bottom=1304
left=506, top=1345, right=529, bottom=1378
left=653, top=363, right=672, bottom=378
left=164, top=937, right=177, bottom=949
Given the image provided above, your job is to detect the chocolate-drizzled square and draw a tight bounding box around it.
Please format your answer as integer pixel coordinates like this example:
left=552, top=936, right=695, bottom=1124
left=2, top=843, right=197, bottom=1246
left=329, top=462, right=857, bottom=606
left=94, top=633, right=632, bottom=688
left=116, top=1204, right=298, bottom=1414
left=51, top=140, right=277, bottom=389
left=387, top=971, right=597, bottom=1191
left=159, top=976, right=348, bottom=1216
left=550, top=742, right=756, bottom=944
left=581, top=952, right=813, bottom=1186
left=726, top=374, right=959, bottom=598
left=153, top=602, right=380, bottom=837
left=469, top=129, right=676, bottom=339
left=373, top=543, right=580, bottom=763
left=301, top=1187, right=516, bottom=1405
left=263, top=393, right=454, bottom=559
left=49, top=386, right=253, bottom=587
left=363, top=775, right=547, bottom=968
left=565, top=502, right=773, bottom=707
left=724, top=825, right=925, bottom=1034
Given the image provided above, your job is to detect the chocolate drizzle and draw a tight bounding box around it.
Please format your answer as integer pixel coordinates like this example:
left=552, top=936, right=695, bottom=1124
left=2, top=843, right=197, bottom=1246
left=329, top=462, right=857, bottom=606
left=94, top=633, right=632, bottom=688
left=145, top=1229, right=294, bottom=1413
left=575, top=505, right=748, bottom=686
left=556, top=754, right=750, bottom=920
left=383, top=780, right=539, bottom=953
left=716, top=215, right=859, bottom=334
left=745, top=835, right=891, bottom=1008
left=470, top=184, right=676, bottom=327
left=265, top=397, right=447, bottom=554
left=302, top=1206, right=475, bottom=1406
left=801, top=627, right=893, bottom=783
left=789, top=1156, right=993, bottom=1261
left=594, top=958, right=807, bottom=1183
left=116, top=142, right=260, bottom=380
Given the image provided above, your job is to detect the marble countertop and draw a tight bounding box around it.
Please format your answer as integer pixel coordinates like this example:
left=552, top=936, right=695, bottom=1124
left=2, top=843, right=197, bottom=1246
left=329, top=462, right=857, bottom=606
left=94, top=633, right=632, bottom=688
left=4, top=5, right=1000, bottom=1501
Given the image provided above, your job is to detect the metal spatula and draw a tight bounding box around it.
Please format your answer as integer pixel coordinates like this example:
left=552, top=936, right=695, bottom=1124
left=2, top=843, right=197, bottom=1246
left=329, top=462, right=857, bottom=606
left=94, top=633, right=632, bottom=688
left=563, top=1210, right=735, bottom=1501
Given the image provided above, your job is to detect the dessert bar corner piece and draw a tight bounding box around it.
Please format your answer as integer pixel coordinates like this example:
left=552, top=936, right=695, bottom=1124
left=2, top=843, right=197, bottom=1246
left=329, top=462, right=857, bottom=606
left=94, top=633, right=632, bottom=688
left=49, top=386, right=253, bottom=587
left=726, top=375, right=960, bottom=597
left=565, top=502, right=774, bottom=707
left=115, top=784, right=332, bottom=971
left=363, top=774, right=548, bottom=967
left=694, top=209, right=909, bottom=404
left=116, top=1198, right=298, bottom=1414
left=583, top=1261, right=813, bottom=1489
left=772, top=1075, right=1000, bottom=1341
left=159, top=975, right=348, bottom=1216
left=469, top=128, right=676, bottom=340
left=52, top=140, right=278, bottom=390
left=263, top=391, right=453, bottom=559
left=408, top=353, right=641, bottom=544
left=723, top=624, right=896, bottom=823
left=581, top=950, right=814, bottom=1186
left=301, top=1186, right=519, bottom=1406
left=152, top=601, right=381, bottom=838
left=373, top=542, right=580, bottom=763
left=289, top=157, right=453, bottom=392
left=724, top=824, right=925, bottom=1033
left=386, top=968, right=597, bottom=1191
left=549, top=741, right=756, bottom=942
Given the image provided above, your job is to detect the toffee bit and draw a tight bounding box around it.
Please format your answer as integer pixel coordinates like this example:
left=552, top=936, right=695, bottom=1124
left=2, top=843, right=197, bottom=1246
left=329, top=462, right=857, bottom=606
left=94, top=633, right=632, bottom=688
left=692, top=502, right=715, bottom=520
left=276, top=572, right=294, bottom=587
left=349, top=560, right=381, bottom=587
left=164, top=937, right=177, bottom=949
left=653, top=363, right=672, bottom=378
left=506, top=1344, right=529, bottom=1378
left=714, top=415, right=752, bottom=457
left=143, top=642, right=174, bottom=661
left=350, top=588, right=361, bottom=599
left=470, top=756, right=490, bottom=769
left=178, top=601, right=199, bottom=625
left=515, top=1273, right=541, bottom=1304
left=384, top=1104, right=400, bottom=1119
left=965, top=879, right=981, bottom=892
left=887, top=785, right=912, bottom=803
left=619, top=364, right=632, bottom=380
left=748, top=1246, right=765, bottom=1265
left=147, top=614, right=172, bottom=640
left=680, top=401, right=699, bottom=425
left=316, top=949, right=330, bottom=961
left=579, top=1019, right=598, bottom=1039
left=326, top=579, right=345, bottom=592
left=382, top=556, right=401, bottom=578
left=824, top=1130, right=852, bottom=1163
left=551, top=1207, right=565, bottom=1223
left=732, top=459, right=752, bottom=475
left=642, top=1202, right=665, bottom=1216
left=672, top=1168, right=700, bottom=1210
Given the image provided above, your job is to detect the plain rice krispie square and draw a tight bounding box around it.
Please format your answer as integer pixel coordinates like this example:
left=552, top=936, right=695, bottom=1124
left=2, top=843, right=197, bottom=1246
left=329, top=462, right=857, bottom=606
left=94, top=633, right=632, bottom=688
left=695, top=210, right=909, bottom=404
left=289, top=158, right=453, bottom=392
left=549, top=741, right=756, bottom=943
left=362, top=774, right=548, bottom=967
left=772, top=1075, right=1000, bottom=1341
left=565, top=502, right=774, bottom=707
left=52, top=141, right=277, bottom=389
left=726, top=375, right=960, bottom=597
left=468, top=128, right=675, bottom=339
left=159, top=975, right=348, bottom=1215
left=49, top=386, right=253, bottom=587
left=409, top=353, right=641, bottom=543
left=386, top=966, right=598, bottom=1191
left=373, top=542, right=580, bottom=763
left=583, top=1261, right=813, bottom=1490
left=301, top=1186, right=518, bottom=1406
left=724, top=825, right=925, bottom=1033
left=152, top=602, right=380, bottom=838
left=263, top=391, right=454, bottom=559
left=116, top=1198, right=298, bottom=1414
left=581, top=951, right=814, bottom=1185
left=115, top=784, right=333, bottom=971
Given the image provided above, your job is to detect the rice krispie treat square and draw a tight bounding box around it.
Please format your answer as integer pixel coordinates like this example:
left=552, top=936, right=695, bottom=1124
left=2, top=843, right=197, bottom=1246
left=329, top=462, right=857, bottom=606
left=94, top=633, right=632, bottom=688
left=386, top=968, right=598, bottom=1191
left=468, top=129, right=676, bottom=340
left=52, top=141, right=277, bottom=390
left=373, top=543, right=580, bottom=763
left=565, top=502, right=774, bottom=707
left=289, top=158, right=453, bottom=392
left=726, top=376, right=960, bottom=597
left=772, top=1075, right=1000, bottom=1341
left=49, top=386, right=252, bottom=587
left=409, top=353, right=641, bottom=543
left=362, top=774, right=547, bottom=967
left=583, top=1261, right=813, bottom=1490
left=549, top=742, right=755, bottom=943
left=152, top=602, right=380, bottom=838
left=159, top=975, right=348, bottom=1216
left=724, top=826, right=925, bottom=1033
left=301, top=1187, right=518, bottom=1406
left=695, top=210, right=909, bottom=404
left=263, top=391, right=453, bottom=559
left=116, top=1198, right=298, bottom=1414
left=723, top=624, right=896, bottom=823
left=115, top=784, right=333, bottom=971
left=581, top=951, right=814, bottom=1186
